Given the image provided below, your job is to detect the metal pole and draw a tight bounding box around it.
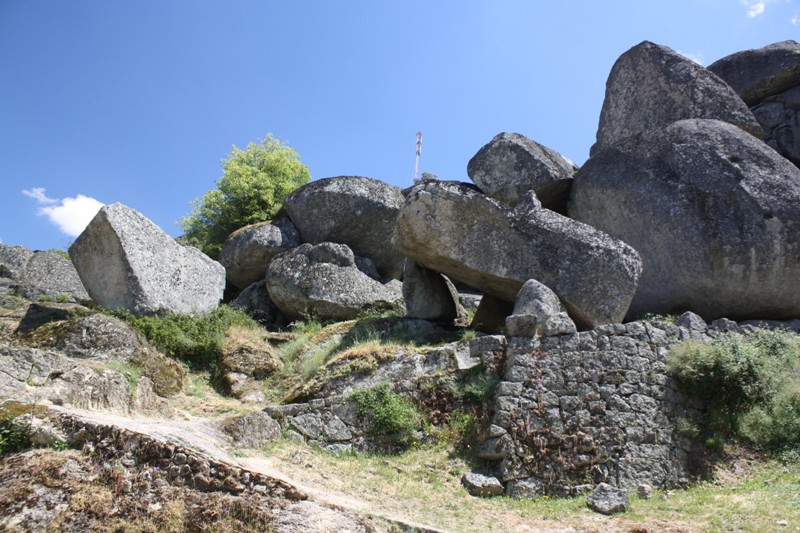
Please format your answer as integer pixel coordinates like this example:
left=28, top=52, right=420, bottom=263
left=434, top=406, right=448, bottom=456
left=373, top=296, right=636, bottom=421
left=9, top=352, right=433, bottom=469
left=414, top=131, right=422, bottom=183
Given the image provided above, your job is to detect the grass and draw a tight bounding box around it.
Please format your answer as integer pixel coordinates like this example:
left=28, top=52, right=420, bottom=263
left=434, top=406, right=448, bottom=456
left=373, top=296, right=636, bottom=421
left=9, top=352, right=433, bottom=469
left=258, top=437, right=800, bottom=532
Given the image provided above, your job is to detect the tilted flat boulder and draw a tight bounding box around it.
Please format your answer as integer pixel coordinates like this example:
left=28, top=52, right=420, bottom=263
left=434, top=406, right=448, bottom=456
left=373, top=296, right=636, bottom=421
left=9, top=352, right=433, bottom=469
left=69, top=203, right=225, bottom=315
left=266, top=242, right=404, bottom=321
left=0, top=244, right=89, bottom=303
left=283, top=176, right=406, bottom=280
left=467, top=132, right=576, bottom=212
left=402, top=259, right=466, bottom=324
left=592, top=41, right=762, bottom=155
left=219, top=217, right=300, bottom=290
left=708, top=40, right=800, bottom=105
left=570, top=119, right=800, bottom=321
left=392, top=181, right=642, bottom=327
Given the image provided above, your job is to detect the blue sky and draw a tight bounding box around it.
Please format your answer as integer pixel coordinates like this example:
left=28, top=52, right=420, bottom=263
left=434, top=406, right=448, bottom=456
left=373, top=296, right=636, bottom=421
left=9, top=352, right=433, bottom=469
left=0, top=0, right=795, bottom=251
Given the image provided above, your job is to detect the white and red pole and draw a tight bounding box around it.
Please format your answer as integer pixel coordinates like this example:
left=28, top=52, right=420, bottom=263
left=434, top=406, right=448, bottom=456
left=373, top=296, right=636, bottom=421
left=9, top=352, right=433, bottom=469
left=414, top=131, right=422, bottom=183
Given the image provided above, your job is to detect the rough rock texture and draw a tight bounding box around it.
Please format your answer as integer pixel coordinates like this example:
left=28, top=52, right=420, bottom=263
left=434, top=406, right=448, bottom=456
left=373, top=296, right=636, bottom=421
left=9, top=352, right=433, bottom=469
left=752, top=85, right=800, bottom=168
left=485, top=320, right=708, bottom=494
left=70, top=203, right=225, bottom=315
left=219, top=217, right=301, bottom=290
left=592, top=41, right=762, bottom=155
left=392, top=181, right=642, bottom=328
left=0, top=245, right=90, bottom=303
left=229, top=280, right=284, bottom=326
left=505, top=279, right=576, bottom=338
left=461, top=473, right=504, bottom=497
left=571, top=119, right=800, bottom=321
left=708, top=40, right=800, bottom=105
left=0, top=347, right=174, bottom=417
left=283, top=176, right=406, bottom=280
left=470, top=294, right=514, bottom=334
left=587, top=483, right=629, bottom=515
left=467, top=132, right=576, bottom=212
left=21, top=313, right=153, bottom=360
left=222, top=411, right=282, bottom=448
left=266, top=242, right=404, bottom=321
left=402, top=260, right=466, bottom=324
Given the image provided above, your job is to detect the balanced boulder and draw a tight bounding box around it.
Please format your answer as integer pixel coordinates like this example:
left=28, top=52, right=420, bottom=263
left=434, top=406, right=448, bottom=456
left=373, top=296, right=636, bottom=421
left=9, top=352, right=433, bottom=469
left=283, top=176, right=406, bottom=280
left=218, top=217, right=301, bottom=290
left=392, top=181, right=642, bottom=327
left=69, top=203, right=225, bottom=315
left=708, top=40, right=800, bottom=105
left=570, top=118, right=800, bottom=321
left=467, top=132, right=576, bottom=212
left=266, top=242, right=404, bottom=321
left=592, top=41, right=761, bottom=155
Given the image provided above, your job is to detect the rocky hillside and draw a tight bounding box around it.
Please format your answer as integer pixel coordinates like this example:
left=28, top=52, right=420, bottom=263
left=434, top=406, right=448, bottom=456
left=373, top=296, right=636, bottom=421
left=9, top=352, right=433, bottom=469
left=2, top=39, right=800, bottom=531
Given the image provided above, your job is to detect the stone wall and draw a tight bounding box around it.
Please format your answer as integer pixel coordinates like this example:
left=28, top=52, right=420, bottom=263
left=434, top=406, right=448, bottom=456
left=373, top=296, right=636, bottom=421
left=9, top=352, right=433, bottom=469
left=482, top=318, right=713, bottom=494
left=57, top=413, right=305, bottom=500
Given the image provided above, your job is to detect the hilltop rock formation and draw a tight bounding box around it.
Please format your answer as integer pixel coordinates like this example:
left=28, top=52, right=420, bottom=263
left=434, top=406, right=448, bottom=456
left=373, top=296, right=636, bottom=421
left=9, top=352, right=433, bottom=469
left=283, top=176, right=406, bottom=280
left=467, top=132, right=576, bottom=213
left=571, top=118, right=800, bottom=320
left=708, top=40, right=800, bottom=105
left=219, top=217, right=301, bottom=290
left=0, top=244, right=89, bottom=303
left=710, top=40, right=800, bottom=168
left=266, top=242, right=405, bottom=321
left=70, top=203, right=225, bottom=315
left=392, top=181, right=642, bottom=328
left=591, top=40, right=761, bottom=155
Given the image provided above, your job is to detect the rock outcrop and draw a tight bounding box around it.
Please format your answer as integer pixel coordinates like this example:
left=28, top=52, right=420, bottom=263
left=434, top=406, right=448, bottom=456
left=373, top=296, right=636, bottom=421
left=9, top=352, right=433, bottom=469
left=70, top=203, right=226, bottom=315
left=504, top=279, right=576, bottom=338
left=392, top=181, right=642, bottom=327
left=402, top=260, right=466, bottom=324
left=283, top=176, right=406, bottom=280
left=708, top=40, right=800, bottom=105
left=266, top=242, right=404, bottom=321
left=218, top=217, right=301, bottom=290
left=592, top=41, right=762, bottom=155
left=0, top=245, right=89, bottom=303
left=571, top=118, right=800, bottom=320
left=709, top=41, right=800, bottom=168
left=467, top=132, right=576, bottom=212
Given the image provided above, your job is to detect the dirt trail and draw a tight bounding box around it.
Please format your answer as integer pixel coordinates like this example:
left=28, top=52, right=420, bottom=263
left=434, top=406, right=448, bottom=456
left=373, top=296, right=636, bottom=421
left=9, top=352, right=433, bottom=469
left=62, top=407, right=452, bottom=533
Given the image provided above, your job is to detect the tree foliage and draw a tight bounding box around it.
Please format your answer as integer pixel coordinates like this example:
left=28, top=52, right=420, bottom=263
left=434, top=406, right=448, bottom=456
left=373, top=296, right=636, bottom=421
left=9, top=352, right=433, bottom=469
left=181, top=134, right=310, bottom=258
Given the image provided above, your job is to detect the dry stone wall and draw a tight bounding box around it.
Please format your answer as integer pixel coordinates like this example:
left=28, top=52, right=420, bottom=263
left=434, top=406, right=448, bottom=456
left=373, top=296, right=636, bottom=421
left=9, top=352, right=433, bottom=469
left=484, top=319, right=712, bottom=494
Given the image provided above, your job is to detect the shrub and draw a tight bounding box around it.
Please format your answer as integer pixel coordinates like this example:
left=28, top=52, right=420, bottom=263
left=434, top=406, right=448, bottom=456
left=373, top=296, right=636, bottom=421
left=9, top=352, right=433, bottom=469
left=114, top=305, right=260, bottom=371
left=668, top=329, right=800, bottom=452
left=350, top=385, right=422, bottom=448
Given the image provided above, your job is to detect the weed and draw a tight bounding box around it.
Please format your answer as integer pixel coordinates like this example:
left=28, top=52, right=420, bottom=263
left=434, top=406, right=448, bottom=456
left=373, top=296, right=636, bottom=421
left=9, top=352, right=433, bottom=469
left=37, top=294, right=54, bottom=303
left=350, top=385, right=422, bottom=448
left=55, top=293, right=70, bottom=303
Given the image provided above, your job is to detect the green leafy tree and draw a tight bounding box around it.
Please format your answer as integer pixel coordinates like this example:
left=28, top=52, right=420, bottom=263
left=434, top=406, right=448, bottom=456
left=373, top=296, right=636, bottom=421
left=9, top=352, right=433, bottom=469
left=181, top=134, right=310, bottom=258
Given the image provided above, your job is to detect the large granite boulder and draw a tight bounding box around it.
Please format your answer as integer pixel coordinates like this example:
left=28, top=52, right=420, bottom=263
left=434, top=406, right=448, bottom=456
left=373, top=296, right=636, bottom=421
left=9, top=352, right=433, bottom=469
left=392, top=182, right=642, bottom=327
left=69, top=203, right=225, bottom=315
left=218, top=217, right=300, bottom=290
left=505, top=279, right=576, bottom=338
left=266, top=242, right=405, bottom=321
left=229, top=279, right=284, bottom=326
left=708, top=40, right=800, bottom=105
left=467, top=132, right=576, bottom=212
left=0, top=245, right=89, bottom=303
left=283, top=176, right=406, bottom=280
left=570, top=118, right=800, bottom=321
left=592, top=41, right=762, bottom=155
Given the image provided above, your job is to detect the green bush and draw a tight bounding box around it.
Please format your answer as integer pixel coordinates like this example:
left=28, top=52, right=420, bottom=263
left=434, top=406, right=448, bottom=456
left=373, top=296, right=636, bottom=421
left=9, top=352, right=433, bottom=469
left=668, top=329, right=800, bottom=452
left=0, top=418, right=32, bottom=457
left=114, top=305, right=259, bottom=370
left=181, top=134, right=310, bottom=259
left=350, top=385, right=421, bottom=448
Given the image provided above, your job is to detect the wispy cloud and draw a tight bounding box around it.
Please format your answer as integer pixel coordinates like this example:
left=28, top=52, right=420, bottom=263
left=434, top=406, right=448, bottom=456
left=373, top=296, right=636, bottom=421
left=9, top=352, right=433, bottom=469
left=677, top=50, right=704, bottom=65
left=741, top=0, right=777, bottom=17
left=23, top=187, right=104, bottom=238
left=792, top=13, right=800, bottom=24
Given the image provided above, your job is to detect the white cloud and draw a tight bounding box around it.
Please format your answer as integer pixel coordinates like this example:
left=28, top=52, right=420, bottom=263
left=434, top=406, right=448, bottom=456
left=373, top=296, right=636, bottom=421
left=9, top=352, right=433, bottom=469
left=22, top=187, right=57, bottom=205
left=792, top=13, right=800, bottom=24
left=742, top=0, right=776, bottom=17
left=23, top=187, right=104, bottom=238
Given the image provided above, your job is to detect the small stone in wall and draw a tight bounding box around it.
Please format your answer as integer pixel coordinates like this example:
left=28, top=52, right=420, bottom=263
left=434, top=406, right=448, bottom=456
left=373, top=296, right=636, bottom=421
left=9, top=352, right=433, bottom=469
left=586, top=483, right=629, bottom=515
